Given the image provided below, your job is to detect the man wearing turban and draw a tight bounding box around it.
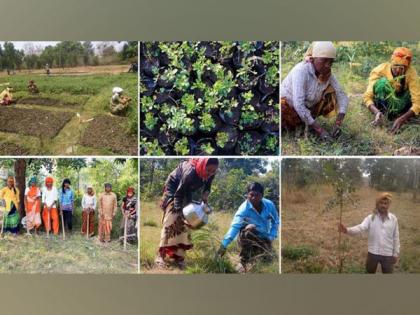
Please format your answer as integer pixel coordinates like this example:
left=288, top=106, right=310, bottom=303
left=338, top=193, right=400, bottom=273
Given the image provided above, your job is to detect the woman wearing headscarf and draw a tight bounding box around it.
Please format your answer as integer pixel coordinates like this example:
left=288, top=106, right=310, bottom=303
left=24, top=177, right=42, bottom=233
left=0, top=176, right=20, bottom=234
left=119, top=187, right=138, bottom=245
left=155, top=158, right=219, bottom=269
left=81, top=185, right=97, bottom=237
left=281, top=41, right=349, bottom=141
left=363, top=47, right=420, bottom=133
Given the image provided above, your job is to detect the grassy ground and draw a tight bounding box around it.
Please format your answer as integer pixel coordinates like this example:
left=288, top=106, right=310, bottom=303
left=0, top=65, right=138, bottom=155
left=0, top=232, right=137, bottom=274
left=281, top=62, right=420, bottom=155
left=140, top=200, right=279, bottom=274
left=282, top=185, right=420, bottom=273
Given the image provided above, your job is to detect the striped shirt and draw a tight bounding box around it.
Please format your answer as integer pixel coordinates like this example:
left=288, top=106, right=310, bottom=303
left=281, top=61, right=349, bottom=125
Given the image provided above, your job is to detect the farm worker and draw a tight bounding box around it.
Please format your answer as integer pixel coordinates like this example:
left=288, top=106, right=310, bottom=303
left=363, top=47, right=420, bottom=133
left=110, top=87, right=131, bottom=116
left=0, top=176, right=20, bottom=235
left=0, top=87, right=15, bottom=106
left=81, top=185, right=97, bottom=237
left=119, top=187, right=138, bottom=245
left=27, top=80, right=39, bottom=94
left=218, top=182, right=279, bottom=273
left=338, top=193, right=400, bottom=274
left=45, top=63, right=50, bottom=76
left=281, top=41, right=349, bottom=141
left=59, top=178, right=75, bottom=232
left=41, top=176, right=59, bottom=235
left=24, top=177, right=42, bottom=233
left=155, top=158, right=219, bottom=270
left=98, top=183, right=117, bottom=243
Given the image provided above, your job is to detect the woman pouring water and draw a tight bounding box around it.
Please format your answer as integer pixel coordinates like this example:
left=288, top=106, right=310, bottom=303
left=155, top=158, right=219, bottom=270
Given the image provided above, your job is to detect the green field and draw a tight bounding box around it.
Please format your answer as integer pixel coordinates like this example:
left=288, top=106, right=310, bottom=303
left=0, top=66, right=138, bottom=155
left=140, top=200, right=279, bottom=274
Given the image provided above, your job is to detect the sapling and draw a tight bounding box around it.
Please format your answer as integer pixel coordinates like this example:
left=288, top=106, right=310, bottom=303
left=323, top=164, right=358, bottom=273
left=216, top=132, right=229, bottom=148
left=200, top=142, right=215, bottom=155
left=199, top=113, right=216, bottom=132
left=144, top=112, right=158, bottom=130
left=174, top=137, right=190, bottom=155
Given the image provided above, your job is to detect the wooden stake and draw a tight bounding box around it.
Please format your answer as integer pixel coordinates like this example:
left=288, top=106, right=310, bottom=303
left=60, top=210, right=66, bottom=240
left=86, top=211, right=90, bottom=240
left=1, top=211, right=5, bottom=237
left=338, top=192, right=344, bottom=273
left=47, top=207, right=50, bottom=238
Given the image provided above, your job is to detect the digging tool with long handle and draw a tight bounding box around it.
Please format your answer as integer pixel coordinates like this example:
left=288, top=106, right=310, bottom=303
left=123, top=212, right=128, bottom=250
left=86, top=210, right=90, bottom=240
left=47, top=207, right=50, bottom=238
left=1, top=210, right=5, bottom=237
left=60, top=210, right=66, bottom=240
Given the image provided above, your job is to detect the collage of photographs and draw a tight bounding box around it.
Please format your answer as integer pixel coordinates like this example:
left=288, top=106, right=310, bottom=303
left=0, top=41, right=418, bottom=274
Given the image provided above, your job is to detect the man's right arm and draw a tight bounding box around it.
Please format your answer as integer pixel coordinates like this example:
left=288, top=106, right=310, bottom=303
left=346, top=215, right=371, bottom=236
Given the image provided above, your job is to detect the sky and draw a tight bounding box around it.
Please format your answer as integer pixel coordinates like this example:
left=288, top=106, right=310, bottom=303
left=0, top=41, right=127, bottom=53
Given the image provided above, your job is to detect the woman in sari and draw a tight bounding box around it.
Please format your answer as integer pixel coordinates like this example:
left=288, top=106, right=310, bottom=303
left=0, top=176, right=20, bottom=235
left=155, top=158, right=219, bottom=270
left=24, top=177, right=42, bottom=234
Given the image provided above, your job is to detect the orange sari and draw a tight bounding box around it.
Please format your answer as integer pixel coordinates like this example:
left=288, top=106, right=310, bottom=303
left=25, top=187, right=41, bottom=230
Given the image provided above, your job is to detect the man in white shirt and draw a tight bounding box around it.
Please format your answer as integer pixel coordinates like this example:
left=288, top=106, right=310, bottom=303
left=338, top=193, right=400, bottom=274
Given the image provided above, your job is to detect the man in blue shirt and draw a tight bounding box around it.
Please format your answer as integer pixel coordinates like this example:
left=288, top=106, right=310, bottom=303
left=218, top=182, right=279, bottom=273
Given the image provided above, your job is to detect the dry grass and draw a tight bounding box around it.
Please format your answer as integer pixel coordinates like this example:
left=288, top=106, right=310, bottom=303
left=0, top=233, right=137, bottom=274
left=282, top=185, right=420, bottom=273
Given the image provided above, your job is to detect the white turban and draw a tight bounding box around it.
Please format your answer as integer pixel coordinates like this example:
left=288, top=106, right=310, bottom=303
left=312, top=41, right=336, bottom=59
left=112, top=87, right=123, bottom=94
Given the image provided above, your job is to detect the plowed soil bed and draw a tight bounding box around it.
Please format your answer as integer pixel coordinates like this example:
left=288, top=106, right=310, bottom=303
left=18, top=97, right=78, bottom=107
left=80, top=115, right=137, bottom=155
left=0, top=107, right=74, bottom=138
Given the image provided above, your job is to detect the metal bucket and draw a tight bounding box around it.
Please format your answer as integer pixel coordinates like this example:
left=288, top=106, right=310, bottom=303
left=182, top=201, right=212, bottom=230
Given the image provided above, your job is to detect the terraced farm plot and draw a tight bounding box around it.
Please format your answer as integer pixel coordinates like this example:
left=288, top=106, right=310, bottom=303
left=18, top=97, right=79, bottom=107
left=0, top=67, right=138, bottom=155
left=0, top=107, right=74, bottom=138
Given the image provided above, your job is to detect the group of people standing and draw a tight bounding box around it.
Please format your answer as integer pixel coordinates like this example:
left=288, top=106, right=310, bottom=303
left=0, top=176, right=137, bottom=245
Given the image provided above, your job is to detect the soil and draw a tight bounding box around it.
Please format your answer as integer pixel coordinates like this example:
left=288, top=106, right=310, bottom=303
left=0, top=142, right=31, bottom=155
left=0, top=107, right=74, bottom=138
left=18, top=97, right=79, bottom=107
left=80, top=115, right=137, bottom=155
